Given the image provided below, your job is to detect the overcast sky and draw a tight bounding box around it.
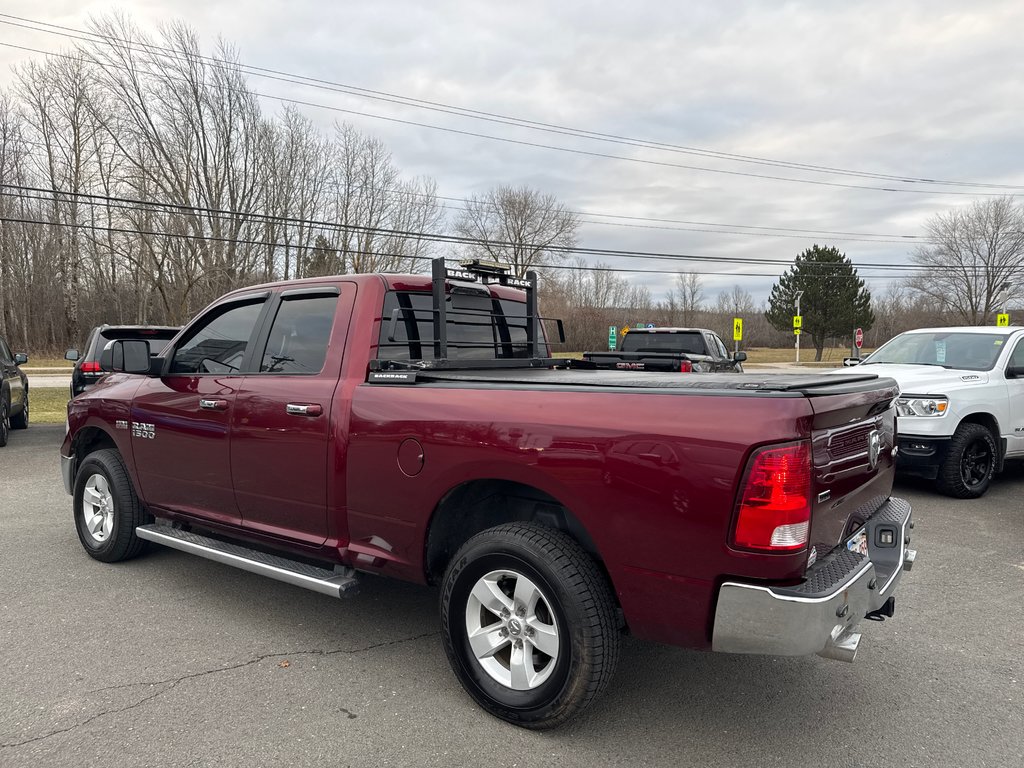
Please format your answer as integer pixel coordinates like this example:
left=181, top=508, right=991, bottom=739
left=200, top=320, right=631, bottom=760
left=2, top=1, right=1022, bottom=305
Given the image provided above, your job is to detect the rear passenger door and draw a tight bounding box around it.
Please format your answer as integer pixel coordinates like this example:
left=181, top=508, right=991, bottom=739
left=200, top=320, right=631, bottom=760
left=231, top=285, right=353, bottom=546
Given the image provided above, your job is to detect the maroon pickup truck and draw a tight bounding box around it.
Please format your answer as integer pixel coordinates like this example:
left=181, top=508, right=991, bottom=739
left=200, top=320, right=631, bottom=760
left=61, top=259, right=916, bottom=729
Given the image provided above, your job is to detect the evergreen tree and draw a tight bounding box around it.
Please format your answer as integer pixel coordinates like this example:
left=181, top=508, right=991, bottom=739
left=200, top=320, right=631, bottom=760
left=765, top=245, right=874, bottom=361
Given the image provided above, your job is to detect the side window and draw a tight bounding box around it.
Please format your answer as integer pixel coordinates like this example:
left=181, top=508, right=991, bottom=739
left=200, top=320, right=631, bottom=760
left=259, top=295, right=338, bottom=374
left=376, top=291, right=544, bottom=362
left=170, top=301, right=264, bottom=374
left=1009, top=340, right=1024, bottom=369
left=712, top=334, right=729, bottom=358
left=0, top=338, right=12, bottom=363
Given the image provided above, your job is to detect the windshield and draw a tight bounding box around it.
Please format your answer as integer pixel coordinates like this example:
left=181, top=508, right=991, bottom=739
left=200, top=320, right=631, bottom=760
left=864, top=332, right=1006, bottom=371
left=621, top=332, right=706, bottom=355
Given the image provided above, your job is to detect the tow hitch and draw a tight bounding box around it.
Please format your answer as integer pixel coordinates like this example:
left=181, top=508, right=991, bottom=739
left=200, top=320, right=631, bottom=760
left=866, top=596, right=895, bottom=622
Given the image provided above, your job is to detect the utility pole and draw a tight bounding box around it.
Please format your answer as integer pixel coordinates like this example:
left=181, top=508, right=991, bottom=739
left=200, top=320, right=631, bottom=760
left=794, top=291, right=804, bottom=364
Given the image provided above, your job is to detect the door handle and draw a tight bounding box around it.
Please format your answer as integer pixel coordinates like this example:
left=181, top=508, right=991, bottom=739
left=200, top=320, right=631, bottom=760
left=286, top=403, right=323, bottom=417
left=199, top=398, right=229, bottom=411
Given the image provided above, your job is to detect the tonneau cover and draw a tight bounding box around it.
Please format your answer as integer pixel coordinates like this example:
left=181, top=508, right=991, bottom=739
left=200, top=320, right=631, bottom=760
left=373, top=368, right=892, bottom=396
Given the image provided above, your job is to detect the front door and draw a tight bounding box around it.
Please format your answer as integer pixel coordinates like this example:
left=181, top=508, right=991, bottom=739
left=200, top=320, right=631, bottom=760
left=0, top=337, right=25, bottom=413
left=1005, top=337, right=1024, bottom=458
left=131, top=295, right=269, bottom=526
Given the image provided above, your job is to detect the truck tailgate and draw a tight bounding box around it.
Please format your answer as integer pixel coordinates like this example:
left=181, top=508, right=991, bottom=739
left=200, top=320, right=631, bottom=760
left=804, top=381, right=900, bottom=561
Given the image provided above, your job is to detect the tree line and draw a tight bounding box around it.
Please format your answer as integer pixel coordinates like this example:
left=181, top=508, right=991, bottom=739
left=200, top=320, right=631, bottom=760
left=1, top=13, right=1022, bottom=356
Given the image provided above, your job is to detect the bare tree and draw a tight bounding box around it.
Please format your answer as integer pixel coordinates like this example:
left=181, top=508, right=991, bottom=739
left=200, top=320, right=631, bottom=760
left=668, top=271, right=704, bottom=326
left=17, top=52, right=105, bottom=343
left=0, top=91, right=30, bottom=342
left=0, top=12, right=444, bottom=350
left=322, top=123, right=443, bottom=275
left=907, top=197, right=1024, bottom=325
left=455, top=185, right=578, bottom=277
left=712, top=285, right=756, bottom=347
left=264, top=106, right=330, bottom=280
left=542, top=260, right=652, bottom=351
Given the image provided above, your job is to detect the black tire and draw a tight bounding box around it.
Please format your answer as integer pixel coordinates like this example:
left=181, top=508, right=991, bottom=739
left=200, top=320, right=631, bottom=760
left=440, top=523, right=619, bottom=730
left=10, top=390, right=28, bottom=429
left=936, top=423, right=998, bottom=499
left=73, top=448, right=150, bottom=562
left=0, top=398, right=9, bottom=447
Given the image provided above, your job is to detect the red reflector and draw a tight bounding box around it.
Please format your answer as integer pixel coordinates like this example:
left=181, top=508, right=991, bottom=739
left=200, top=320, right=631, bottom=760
left=679, top=360, right=692, bottom=372
left=81, top=362, right=102, bottom=373
left=733, top=442, right=811, bottom=551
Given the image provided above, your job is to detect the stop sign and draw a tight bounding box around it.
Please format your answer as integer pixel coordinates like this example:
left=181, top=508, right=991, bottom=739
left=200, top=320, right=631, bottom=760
left=855, top=327, right=864, bottom=349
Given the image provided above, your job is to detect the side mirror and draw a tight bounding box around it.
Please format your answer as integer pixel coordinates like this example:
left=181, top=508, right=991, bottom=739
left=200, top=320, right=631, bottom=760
left=733, top=351, right=748, bottom=363
left=100, top=339, right=152, bottom=374
left=1006, top=366, right=1024, bottom=379
left=65, top=349, right=80, bottom=361
left=843, top=357, right=862, bottom=367
left=14, top=352, right=28, bottom=365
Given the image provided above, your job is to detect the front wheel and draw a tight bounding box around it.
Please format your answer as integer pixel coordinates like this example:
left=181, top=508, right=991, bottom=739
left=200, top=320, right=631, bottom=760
left=0, top=399, right=9, bottom=447
left=440, top=523, right=620, bottom=729
left=73, top=448, right=150, bottom=562
left=937, top=423, right=997, bottom=498
left=11, top=390, right=28, bottom=429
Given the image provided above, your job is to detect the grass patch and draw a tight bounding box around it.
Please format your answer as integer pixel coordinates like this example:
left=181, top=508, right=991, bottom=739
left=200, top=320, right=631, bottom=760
left=29, top=388, right=69, bottom=424
left=25, top=357, right=75, bottom=369
left=744, top=347, right=874, bottom=364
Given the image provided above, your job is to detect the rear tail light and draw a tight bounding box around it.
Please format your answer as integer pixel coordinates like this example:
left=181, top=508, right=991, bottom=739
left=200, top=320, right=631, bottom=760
left=679, top=360, right=692, bottom=373
left=733, top=441, right=811, bottom=552
left=81, top=362, right=102, bottom=373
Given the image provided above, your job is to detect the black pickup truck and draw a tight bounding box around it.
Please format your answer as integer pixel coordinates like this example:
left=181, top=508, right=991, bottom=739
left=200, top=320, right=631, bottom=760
left=582, top=327, right=746, bottom=372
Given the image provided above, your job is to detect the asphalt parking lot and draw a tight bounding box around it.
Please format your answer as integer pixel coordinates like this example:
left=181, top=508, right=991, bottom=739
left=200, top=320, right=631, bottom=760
left=1, top=425, right=1022, bottom=768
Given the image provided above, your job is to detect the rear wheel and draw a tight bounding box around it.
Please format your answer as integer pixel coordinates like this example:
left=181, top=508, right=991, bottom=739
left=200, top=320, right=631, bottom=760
left=11, top=390, right=28, bottom=429
left=440, top=523, right=619, bottom=729
left=937, top=423, right=997, bottom=498
left=73, top=448, right=150, bottom=562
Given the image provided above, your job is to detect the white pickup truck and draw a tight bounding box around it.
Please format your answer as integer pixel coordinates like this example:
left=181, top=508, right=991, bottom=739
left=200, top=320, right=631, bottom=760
left=843, top=325, right=1024, bottom=498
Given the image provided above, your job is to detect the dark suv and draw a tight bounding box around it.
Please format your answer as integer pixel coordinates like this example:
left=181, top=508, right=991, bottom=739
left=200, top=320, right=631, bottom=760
left=66, top=325, right=179, bottom=397
left=0, top=334, right=29, bottom=447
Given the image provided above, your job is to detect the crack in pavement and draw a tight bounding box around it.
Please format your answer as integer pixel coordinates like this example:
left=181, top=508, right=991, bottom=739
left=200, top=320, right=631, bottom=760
left=0, top=630, right=440, bottom=750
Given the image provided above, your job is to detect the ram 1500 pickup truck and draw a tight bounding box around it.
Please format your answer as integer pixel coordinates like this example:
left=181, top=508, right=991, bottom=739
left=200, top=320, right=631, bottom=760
left=582, top=327, right=746, bottom=372
left=61, top=259, right=916, bottom=729
left=841, top=324, right=1024, bottom=498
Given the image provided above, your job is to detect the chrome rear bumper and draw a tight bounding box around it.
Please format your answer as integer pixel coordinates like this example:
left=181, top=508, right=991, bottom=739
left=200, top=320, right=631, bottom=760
left=712, top=497, right=915, bottom=663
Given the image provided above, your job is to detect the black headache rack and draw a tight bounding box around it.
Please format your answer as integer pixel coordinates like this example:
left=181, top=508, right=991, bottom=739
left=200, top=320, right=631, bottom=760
left=368, top=258, right=567, bottom=379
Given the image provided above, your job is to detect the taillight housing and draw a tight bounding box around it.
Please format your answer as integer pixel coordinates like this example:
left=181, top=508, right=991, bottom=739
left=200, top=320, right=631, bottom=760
left=732, top=441, right=811, bottom=552
left=80, top=361, right=102, bottom=373
left=679, top=360, right=692, bottom=373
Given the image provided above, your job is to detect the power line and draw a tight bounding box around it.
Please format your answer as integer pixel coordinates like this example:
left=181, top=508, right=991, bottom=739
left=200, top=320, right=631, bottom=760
left=0, top=34, right=1018, bottom=198
left=2, top=12, right=1022, bottom=193
left=10, top=135, right=931, bottom=242
left=0, top=211, right=923, bottom=282
left=0, top=183, right=936, bottom=272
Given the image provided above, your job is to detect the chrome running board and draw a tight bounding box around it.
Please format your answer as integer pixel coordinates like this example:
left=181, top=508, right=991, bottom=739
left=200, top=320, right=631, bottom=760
left=136, top=523, right=358, bottom=598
